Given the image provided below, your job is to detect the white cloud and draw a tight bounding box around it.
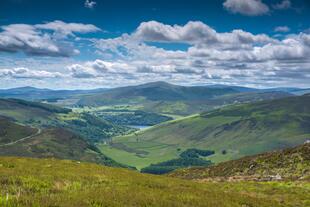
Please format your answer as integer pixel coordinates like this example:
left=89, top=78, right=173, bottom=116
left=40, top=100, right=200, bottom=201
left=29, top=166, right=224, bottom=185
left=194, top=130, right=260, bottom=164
left=84, top=0, right=96, bottom=9
left=0, top=21, right=99, bottom=57
left=133, top=21, right=274, bottom=48
left=67, top=59, right=134, bottom=78
left=1, top=20, right=310, bottom=88
left=100, top=21, right=309, bottom=63
left=0, top=67, right=62, bottom=79
left=274, top=26, right=290, bottom=33
left=223, top=0, right=269, bottom=16
left=134, top=21, right=217, bottom=44
left=188, top=35, right=310, bottom=62
left=272, top=0, right=291, bottom=10
left=35, top=20, right=100, bottom=37
left=91, top=20, right=310, bottom=88
left=0, top=24, right=76, bottom=57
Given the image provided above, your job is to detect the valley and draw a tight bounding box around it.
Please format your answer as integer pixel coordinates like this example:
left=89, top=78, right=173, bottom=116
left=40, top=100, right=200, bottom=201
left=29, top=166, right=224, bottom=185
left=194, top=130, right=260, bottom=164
left=2, top=2, right=310, bottom=205
left=0, top=82, right=309, bottom=206
left=99, top=94, right=310, bottom=169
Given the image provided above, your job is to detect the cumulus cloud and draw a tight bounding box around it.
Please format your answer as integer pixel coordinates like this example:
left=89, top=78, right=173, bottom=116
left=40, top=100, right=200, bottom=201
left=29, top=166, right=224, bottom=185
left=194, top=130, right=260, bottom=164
left=2, top=20, right=310, bottom=88
left=0, top=21, right=99, bottom=57
left=97, top=21, right=310, bottom=63
left=67, top=59, right=134, bottom=78
left=134, top=21, right=216, bottom=43
left=188, top=35, right=310, bottom=62
left=272, top=0, right=291, bottom=10
left=274, top=26, right=290, bottom=33
left=223, top=0, right=269, bottom=16
left=91, top=20, right=310, bottom=88
left=67, top=57, right=205, bottom=79
left=85, top=0, right=96, bottom=9
left=133, top=21, right=274, bottom=48
left=35, top=20, right=100, bottom=37
left=0, top=67, right=62, bottom=79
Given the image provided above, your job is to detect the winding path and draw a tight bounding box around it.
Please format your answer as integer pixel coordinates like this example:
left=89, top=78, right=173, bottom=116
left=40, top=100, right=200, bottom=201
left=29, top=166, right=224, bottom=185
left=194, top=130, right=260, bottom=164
left=0, top=128, right=41, bottom=147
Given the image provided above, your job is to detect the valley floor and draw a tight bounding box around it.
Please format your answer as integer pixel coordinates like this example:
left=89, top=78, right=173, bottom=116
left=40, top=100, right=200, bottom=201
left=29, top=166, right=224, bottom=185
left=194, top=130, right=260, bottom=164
left=0, top=157, right=309, bottom=207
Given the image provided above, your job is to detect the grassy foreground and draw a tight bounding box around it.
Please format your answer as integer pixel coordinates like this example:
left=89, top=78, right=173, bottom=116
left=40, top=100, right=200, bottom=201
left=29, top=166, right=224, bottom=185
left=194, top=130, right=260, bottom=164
left=170, top=143, right=310, bottom=181
left=0, top=157, right=309, bottom=207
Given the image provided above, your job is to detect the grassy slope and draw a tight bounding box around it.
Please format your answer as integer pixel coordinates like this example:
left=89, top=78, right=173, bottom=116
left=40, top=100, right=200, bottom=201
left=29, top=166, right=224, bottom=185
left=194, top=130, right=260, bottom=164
left=170, top=143, right=310, bottom=181
left=0, top=98, right=132, bottom=142
left=0, top=116, right=36, bottom=144
left=0, top=98, right=58, bottom=124
left=0, top=157, right=309, bottom=207
left=0, top=116, right=127, bottom=167
left=100, top=95, right=310, bottom=169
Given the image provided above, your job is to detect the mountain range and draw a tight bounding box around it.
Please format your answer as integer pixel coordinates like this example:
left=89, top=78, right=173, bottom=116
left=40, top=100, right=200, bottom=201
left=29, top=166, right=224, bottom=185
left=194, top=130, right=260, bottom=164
left=2, top=82, right=307, bottom=116
left=0, top=81, right=309, bottom=206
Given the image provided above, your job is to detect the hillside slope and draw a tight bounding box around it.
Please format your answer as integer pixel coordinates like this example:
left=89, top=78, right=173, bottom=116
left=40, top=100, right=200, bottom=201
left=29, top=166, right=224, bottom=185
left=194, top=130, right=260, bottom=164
left=0, top=98, right=132, bottom=142
left=0, top=116, right=36, bottom=145
left=170, top=143, right=310, bottom=181
left=0, top=156, right=309, bottom=207
left=0, top=118, right=124, bottom=167
left=101, top=94, right=310, bottom=168
left=0, top=117, right=126, bottom=167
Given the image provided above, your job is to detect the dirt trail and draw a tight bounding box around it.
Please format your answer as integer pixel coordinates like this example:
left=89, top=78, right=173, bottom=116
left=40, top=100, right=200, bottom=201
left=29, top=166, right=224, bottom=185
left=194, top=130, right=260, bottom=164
left=0, top=128, right=41, bottom=147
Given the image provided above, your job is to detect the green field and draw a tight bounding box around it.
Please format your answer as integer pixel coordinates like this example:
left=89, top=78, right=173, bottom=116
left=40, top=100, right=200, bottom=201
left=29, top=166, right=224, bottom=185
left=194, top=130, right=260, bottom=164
left=0, top=156, right=309, bottom=207
left=99, top=141, right=179, bottom=170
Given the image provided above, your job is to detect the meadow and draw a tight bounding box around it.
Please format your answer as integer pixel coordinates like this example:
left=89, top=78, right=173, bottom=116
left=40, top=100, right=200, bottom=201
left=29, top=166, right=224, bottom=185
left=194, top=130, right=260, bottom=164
left=0, top=156, right=309, bottom=207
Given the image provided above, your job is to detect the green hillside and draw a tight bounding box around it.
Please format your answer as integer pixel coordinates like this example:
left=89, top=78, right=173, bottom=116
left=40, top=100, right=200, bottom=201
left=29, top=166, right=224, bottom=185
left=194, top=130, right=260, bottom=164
left=0, top=116, right=36, bottom=145
left=0, top=116, right=126, bottom=167
left=0, top=98, right=70, bottom=123
left=100, top=95, right=310, bottom=169
left=0, top=98, right=133, bottom=142
left=0, top=156, right=309, bottom=207
left=170, top=143, right=310, bottom=181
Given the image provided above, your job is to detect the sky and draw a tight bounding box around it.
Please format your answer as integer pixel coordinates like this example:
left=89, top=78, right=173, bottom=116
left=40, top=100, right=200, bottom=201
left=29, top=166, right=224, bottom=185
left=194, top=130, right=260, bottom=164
left=0, top=0, right=309, bottom=89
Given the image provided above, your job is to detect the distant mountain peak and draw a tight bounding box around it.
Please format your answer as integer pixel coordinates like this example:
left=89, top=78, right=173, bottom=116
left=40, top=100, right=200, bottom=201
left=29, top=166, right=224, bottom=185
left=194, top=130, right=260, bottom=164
left=7, top=86, right=50, bottom=91
left=140, top=81, right=174, bottom=87
left=11, top=86, right=38, bottom=90
left=15, top=86, right=36, bottom=89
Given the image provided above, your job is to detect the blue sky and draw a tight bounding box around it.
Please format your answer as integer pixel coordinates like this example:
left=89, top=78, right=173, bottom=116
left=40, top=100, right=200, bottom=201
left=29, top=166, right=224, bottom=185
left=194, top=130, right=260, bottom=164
left=0, top=0, right=309, bottom=89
